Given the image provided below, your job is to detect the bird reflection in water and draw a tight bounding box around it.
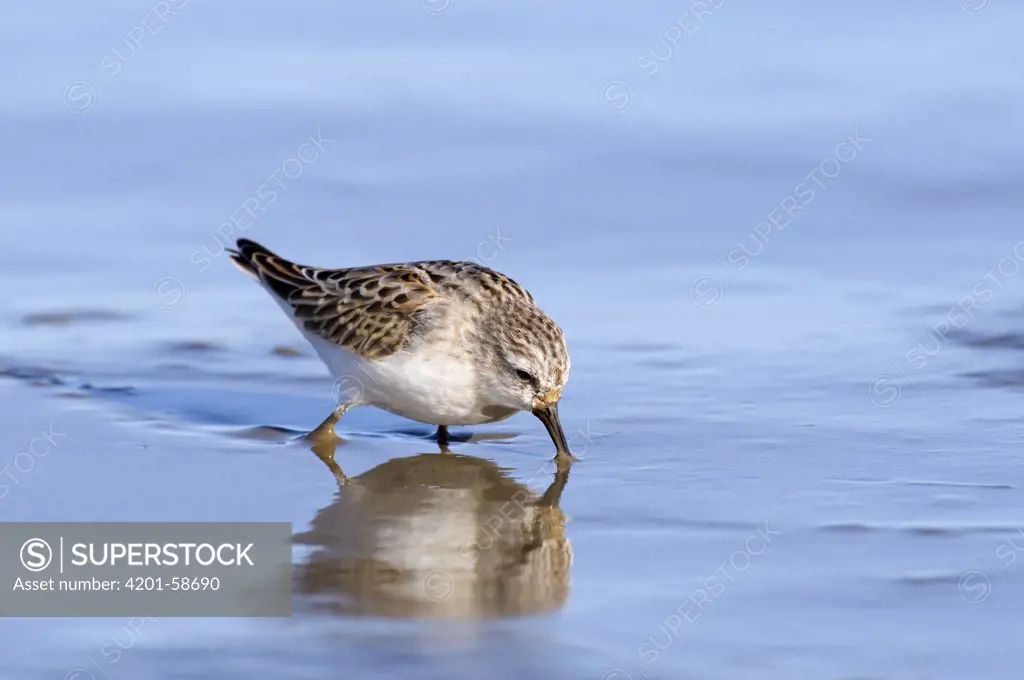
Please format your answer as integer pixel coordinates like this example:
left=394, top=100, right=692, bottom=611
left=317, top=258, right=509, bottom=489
left=293, top=436, right=573, bottom=618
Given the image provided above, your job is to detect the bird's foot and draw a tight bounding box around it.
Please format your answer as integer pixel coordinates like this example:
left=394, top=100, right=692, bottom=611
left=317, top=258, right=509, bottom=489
left=554, top=450, right=579, bottom=466
left=306, top=405, right=350, bottom=442
left=435, top=425, right=451, bottom=451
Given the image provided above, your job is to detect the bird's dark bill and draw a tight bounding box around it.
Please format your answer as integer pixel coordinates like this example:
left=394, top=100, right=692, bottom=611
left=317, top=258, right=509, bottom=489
left=532, top=403, right=570, bottom=454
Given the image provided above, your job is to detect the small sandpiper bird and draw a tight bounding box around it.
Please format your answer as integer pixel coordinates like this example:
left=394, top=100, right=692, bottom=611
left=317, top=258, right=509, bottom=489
left=230, top=239, right=572, bottom=456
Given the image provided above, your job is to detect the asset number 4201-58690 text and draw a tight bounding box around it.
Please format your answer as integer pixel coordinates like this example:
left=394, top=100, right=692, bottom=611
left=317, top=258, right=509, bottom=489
left=126, top=577, right=221, bottom=591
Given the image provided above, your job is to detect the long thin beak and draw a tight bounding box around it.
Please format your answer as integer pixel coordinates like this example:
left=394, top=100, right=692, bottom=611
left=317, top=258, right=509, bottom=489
left=532, top=402, right=571, bottom=455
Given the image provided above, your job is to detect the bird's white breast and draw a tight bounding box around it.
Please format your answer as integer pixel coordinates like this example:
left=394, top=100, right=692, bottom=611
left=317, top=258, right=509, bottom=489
left=268, top=291, right=507, bottom=426
left=308, top=333, right=502, bottom=426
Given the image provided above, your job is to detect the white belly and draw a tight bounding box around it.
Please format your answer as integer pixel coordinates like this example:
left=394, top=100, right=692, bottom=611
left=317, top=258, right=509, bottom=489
left=307, top=334, right=506, bottom=426
left=267, top=292, right=511, bottom=426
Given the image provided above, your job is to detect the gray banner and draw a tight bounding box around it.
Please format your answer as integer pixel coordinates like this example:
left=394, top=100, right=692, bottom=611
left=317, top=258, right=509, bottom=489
left=0, top=523, right=292, bottom=617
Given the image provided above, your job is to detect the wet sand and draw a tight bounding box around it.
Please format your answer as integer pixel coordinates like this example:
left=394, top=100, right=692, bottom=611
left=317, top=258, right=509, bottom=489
left=3, top=289, right=1024, bottom=680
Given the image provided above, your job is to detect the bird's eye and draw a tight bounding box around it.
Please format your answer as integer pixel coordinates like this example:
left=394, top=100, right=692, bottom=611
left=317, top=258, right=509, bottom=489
left=515, top=369, right=535, bottom=383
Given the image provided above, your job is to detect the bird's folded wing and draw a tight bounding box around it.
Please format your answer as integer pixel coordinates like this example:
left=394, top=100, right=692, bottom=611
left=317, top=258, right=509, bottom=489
left=233, top=239, right=439, bottom=360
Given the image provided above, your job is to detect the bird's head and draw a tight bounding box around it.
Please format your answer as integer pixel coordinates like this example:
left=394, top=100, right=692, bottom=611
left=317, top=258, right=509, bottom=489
left=475, top=301, right=571, bottom=453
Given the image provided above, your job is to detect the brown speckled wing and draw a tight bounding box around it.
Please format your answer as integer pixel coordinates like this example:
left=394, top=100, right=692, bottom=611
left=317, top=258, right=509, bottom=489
left=231, top=239, right=531, bottom=360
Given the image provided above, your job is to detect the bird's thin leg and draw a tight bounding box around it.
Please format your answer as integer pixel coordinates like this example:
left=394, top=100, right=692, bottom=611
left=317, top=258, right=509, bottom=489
left=435, top=425, right=452, bottom=452
left=308, top=404, right=352, bottom=441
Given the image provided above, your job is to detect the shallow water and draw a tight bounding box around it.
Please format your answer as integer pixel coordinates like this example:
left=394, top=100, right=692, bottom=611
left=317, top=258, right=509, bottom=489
left=3, top=1, right=1024, bottom=678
